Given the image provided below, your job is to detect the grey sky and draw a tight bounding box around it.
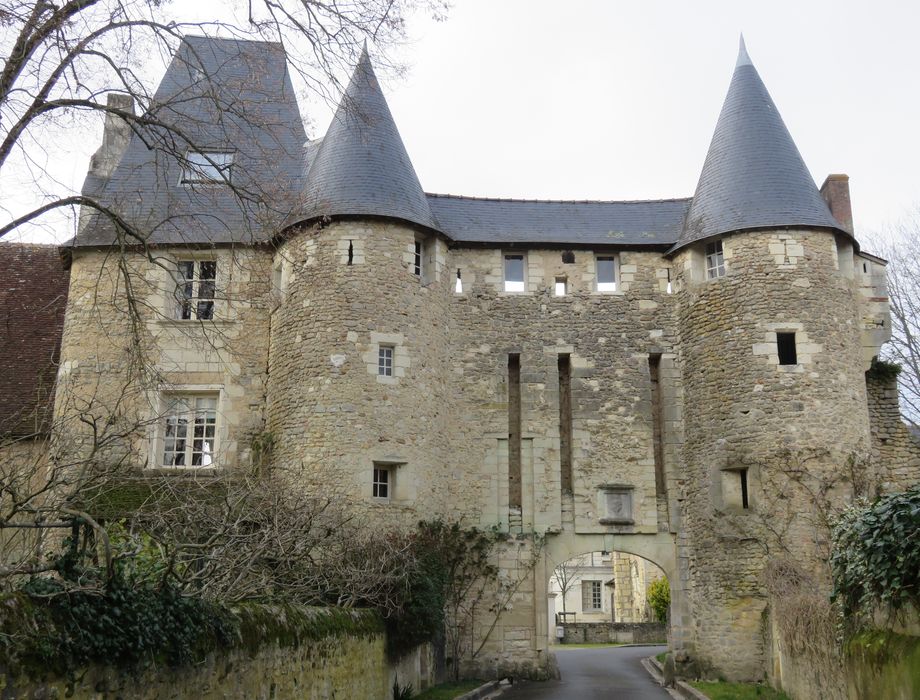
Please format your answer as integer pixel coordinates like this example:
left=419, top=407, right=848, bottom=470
left=7, top=0, right=919, bottom=244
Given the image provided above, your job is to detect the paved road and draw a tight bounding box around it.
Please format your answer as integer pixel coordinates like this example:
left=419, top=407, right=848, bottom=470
left=500, top=645, right=670, bottom=700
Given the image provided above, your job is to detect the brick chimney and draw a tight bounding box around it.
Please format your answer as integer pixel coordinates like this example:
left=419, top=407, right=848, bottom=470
left=820, top=174, right=853, bottom=234
left=88, top=93, right=135, bottom=179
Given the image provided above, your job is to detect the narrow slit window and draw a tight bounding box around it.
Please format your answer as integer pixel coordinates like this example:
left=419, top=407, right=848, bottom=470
left=740, top=468, right=750, bottom=509
left=554, top=277, right=567, bottom=296
left=372, top=467, right=390, bottom=499
left=455, top=269, right=463, bottom=294
left=347, top=240, right=354, bottom=265
left=777, top=332, right=797, bottom=365
left=504, top=254, right=525, bottom=292
left=705, top=240, right=726, bottom=279
left=596, top=255, right=617, bottom=292
left=413, top=240, right=423, bottom=277
left=378, top=345, right=394, bottom=376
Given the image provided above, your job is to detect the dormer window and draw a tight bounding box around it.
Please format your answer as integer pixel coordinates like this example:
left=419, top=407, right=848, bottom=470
left=180, top=151, right=234, bottom=185
left=705, top=240, right=726, bottom=279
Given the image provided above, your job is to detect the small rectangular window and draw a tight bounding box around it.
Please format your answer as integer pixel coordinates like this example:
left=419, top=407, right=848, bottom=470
left=596, top=255, right=617, bottom=292
left=180, top=151, right=233, bottom=184
left=378, top=345, right=394, bottom=376
left=372, top=466, right=390, bottom=499
left=740, top=468, right=750, bottom=509
left=175, top=260, right=216, bottom=320
left=722, top=467, right=751, bottom=510
left=413, top=240, right=423, bottom=277
left=581, top=580, right=603, bottom=611
left=554, top=277, right=567, bottom=296
left=504, top=254, right=525, bottom=292
left=777, top=332, right=797, bottom=365
left=455, top=269, right=463, bottom=294
left=705, top=240, right=726, bottom=279
left=161, top=394, right=218, bottom=467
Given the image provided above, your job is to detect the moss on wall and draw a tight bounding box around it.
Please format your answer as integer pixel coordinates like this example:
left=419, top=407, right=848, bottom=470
left=846, top=630, right=920, bottom=700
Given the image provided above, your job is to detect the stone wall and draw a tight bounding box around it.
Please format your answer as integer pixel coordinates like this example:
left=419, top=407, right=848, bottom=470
left=1, top=624, right=436, bottom=700
left=866, top=371, right=920, bottom=491
left=560, top=621, right=666, bottom=645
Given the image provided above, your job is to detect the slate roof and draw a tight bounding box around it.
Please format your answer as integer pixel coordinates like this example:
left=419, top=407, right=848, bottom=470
left=291, top=48, right=439, bottom=232
left=427, top=195, right=690, bottom=246
left=673, top=38, right=846, bottom=251
left=0, top=243, right=69, bottom=437
left=73, top=36, right=307, bottom=247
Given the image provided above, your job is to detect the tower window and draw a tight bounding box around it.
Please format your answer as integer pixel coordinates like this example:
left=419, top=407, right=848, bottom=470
left=722, top=467, right=751, bottom=510
left=554, top=277, right=567, bottom=296
left=705, top=240, right=725, bottom=279
left=740, top=469, right=750, bottom=509
left=455, top=268, right=463, bottom=294
left=378, top=345, right=394, bottom=376
left=777, top=332, right=797, bottom=365
left=596, top=255, right=617, bottom=292
left=413, top=240, right=423, bottom=277
left=504, top=254, right=525, bottom=292
left=372, top=466, right=391, bottom=499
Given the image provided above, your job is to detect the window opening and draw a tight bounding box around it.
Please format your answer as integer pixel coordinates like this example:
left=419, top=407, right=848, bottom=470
left=508, top=353, right=522, bottom=509
left=180, top=151, right=233, bottom=184
left=558, top=354, right=573, bottom=495
left=175, top=260, right=216, bottom=320
left=562, top=251, right=575, bottom=264
left=161, top=395, right=217, bottom=467
left=740, top=468, right=750, bottom=509
left=504, top=254, right=525, bottom=292
left=582, top=580, right=603, bottom=611
left=705, top=240, right=726, bottom=279
left=666, top=268, right=673, bottom=294
left=378, top=345, right=394, bottom=376
left=347, top=240, right=353, bottom=265
left=413, top=240, right=423, bottom=277
left=554, top=277, right=567, bottom=297
left=777, top=332, right=797, bottom=365
left=596, top=255, right=617, bottom=292
left=455, top=269, right=463, bottom=294
left=372, top=467, right=390, bottom=499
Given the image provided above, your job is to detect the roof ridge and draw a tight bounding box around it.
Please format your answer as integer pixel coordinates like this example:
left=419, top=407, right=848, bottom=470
left=425, top=193, right=693, bottom=205
left=181, top=34, right=284, bottom=48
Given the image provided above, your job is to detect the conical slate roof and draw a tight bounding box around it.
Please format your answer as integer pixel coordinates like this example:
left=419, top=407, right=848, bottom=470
left=293, top=48, right=439, bottom=232
left=674, top=38, right=846, bottom=251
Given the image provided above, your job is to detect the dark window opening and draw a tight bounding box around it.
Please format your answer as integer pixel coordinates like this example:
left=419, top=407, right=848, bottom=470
left=558, top=354, right=573, bottom=495
left=347, top=240, right=353, bottom=265
left=562, top=251, right=575, bottom=264
left=508, top=353, right=522, bottom=509
left=413, top=240, right=422, bottom=276
left=740, top=469, right=749, bottom=509
left=777, top=332, right=797, bottom=365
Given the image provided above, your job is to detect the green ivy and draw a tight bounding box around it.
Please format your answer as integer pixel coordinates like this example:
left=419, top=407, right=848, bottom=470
left=866, top=357, right=902, bottom=383
left=830, top=486, right=920, bottom=620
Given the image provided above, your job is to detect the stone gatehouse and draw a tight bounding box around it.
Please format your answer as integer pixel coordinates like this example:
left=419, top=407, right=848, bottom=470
left=45, top=35, right=920, bottom=682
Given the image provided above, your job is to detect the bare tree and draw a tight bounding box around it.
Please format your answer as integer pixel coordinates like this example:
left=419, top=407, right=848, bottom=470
left=867, top=211, right=920, bottom=428
left=550, top=554, right=584, bottom=619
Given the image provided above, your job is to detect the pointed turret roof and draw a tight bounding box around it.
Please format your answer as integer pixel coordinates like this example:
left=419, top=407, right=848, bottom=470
left=293, top=48, right=439, bottom=232
left=673, top=37, right=846, bottom=251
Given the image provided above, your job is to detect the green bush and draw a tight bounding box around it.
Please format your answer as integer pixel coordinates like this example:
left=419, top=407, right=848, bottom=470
left=647, top=576, right=670, bottom=623
left=830, top=486, right=920, bottom=620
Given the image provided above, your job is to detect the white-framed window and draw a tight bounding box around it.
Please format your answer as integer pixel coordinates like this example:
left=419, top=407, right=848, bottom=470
left=582, top=580, right=603, bottom=611
left=378, top=345, right=394, bottom=377
left=372, top=466, right=391, bottom=499
left=554, top=277, right=567, bottom=296
left=160, top=394, right=218, bottom=468
left=174, top=260, right=217, bottom=320
left=504, top=254, right=526, bottom=292
left=413, top=240, right=423, bottom=277
left=180, top=151, right=234, bottom=185
left=596, top=255, right=617, bottom=292
left=705, top=240, right=726, bottom=279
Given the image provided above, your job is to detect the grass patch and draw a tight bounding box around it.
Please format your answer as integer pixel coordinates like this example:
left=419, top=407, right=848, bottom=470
left=689, top=680, right=791, bottom=700
left=413, top=679, right=486, bottom=700
left=655, top=651, right=667, bottom=664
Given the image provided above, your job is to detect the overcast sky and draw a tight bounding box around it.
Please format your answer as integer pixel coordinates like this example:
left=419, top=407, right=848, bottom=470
left=9, top=0, right=920, bottom=244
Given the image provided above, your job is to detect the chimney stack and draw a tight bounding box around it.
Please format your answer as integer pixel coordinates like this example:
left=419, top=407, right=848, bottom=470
left=88, top=93, right=135, bottom=179
left=820, top=174, right=853, bottom=234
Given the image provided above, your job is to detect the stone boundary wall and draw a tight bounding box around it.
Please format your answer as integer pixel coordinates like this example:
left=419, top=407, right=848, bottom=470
left=560, top=621, right=666, bottom=645
left=866, top=372, right=920, bottom=491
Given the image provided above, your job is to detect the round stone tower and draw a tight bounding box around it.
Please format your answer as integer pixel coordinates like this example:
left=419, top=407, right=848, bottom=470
left=266, top=49, right=454, bottom=522
left=671, top=39, right=871, bottom=680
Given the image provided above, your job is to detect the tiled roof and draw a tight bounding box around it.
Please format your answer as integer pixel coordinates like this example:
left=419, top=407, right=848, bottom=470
left=291, top=48, right=439, bottom=232
left=73, top=36, right=307, bottom=247
left=0, top=243, right=69, bottom=436
left=427, top=194, right=690, bottom=246
left=673, top=38, right=846, bottom=251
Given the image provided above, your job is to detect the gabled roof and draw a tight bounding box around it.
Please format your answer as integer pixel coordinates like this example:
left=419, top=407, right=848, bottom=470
left=673, top=38, right=846, bottom=252
left=0, top=243, right=69, bottom=437
left=291, top=48, right=439, bottom=232
left=73, top=36, right=307, bottom=247
left=428, top=194, right=690, bottom=246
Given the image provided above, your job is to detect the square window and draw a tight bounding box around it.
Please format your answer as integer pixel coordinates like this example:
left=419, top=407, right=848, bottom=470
left=378, top=345, right=394, bottom=376
left=174, top=260, right=216, bottom=320
left=554, top=277, right=567, bottom=296
left=372, top=466, right=391, bottom=499
left=504, top=254, right=525, bottom=292
left=161, top=394, right=218, bottom=467
left=777, top=332, right=797, bottom=365
left=180, top=151, right=233, bottom=184
left=705, top=240, right=726, bottom=279
left=596, top=255, right=617, bottom=292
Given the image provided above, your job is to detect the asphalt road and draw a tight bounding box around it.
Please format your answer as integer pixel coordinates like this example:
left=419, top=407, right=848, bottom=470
left=500, top=645, right=671, bottom=700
